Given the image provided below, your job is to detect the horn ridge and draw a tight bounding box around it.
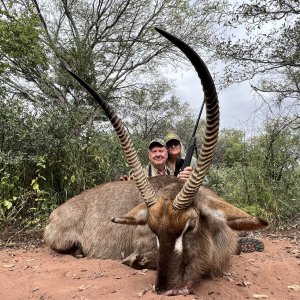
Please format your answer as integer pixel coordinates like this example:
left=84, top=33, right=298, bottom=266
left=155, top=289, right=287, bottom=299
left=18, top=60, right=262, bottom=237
left=66, top=69, right=157, bottom=207
left=155, top=28, right=220, bottom=210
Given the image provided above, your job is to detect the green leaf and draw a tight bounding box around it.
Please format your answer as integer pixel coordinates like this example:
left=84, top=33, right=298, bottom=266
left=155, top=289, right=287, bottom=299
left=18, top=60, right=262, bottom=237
left=32, top=182, right=39, bottom=191
left=3, top=200, right=12, bottom=209
left=70, top=175, right=76, bottom=183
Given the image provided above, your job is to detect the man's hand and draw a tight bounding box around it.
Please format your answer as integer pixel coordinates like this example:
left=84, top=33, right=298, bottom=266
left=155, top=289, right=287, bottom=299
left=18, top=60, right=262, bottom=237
left=178, top=166, right=192, bottom=182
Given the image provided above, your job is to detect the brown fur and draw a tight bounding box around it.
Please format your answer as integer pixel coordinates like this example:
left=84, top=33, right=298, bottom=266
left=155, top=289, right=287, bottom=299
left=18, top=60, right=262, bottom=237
left=44, top=175, right=266, bottom=293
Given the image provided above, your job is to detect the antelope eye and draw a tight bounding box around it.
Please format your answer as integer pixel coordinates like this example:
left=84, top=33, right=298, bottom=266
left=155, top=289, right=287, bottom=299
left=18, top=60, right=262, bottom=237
left=187, top=219, right=196, bottom=232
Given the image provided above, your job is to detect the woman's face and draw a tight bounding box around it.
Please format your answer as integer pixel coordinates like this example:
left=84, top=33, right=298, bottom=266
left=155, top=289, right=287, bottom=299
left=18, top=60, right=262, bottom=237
left=166, top=139, right=181, bottom=157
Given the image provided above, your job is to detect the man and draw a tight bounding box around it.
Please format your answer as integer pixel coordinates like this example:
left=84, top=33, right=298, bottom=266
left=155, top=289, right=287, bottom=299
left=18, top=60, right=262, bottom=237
left=119, top=138, right=170, bottom=180
left=145, top=138, right=170, bottom=176
left=121, top=135, right=199, bottom=181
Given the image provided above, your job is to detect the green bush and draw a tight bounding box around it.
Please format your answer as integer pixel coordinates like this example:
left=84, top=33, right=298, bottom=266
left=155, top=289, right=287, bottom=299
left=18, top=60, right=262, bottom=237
left=208, top=124, right=300, bottom=226
left=1, top=99, right=299, bottom=230
left=0, top=99, right=148, bottom=228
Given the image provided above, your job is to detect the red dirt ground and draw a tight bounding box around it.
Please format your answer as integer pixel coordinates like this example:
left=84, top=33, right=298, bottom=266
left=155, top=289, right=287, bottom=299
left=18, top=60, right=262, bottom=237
left=1, top=232, right=299, bottom=300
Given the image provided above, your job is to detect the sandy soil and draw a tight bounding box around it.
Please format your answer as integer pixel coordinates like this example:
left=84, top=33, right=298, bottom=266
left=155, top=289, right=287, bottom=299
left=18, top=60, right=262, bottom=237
left=1, top=233, right=299, bottom=300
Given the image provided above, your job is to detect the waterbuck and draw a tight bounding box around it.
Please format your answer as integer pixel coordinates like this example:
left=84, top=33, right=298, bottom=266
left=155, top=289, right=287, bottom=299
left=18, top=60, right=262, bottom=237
left=44, top=28, right=267, bottom=295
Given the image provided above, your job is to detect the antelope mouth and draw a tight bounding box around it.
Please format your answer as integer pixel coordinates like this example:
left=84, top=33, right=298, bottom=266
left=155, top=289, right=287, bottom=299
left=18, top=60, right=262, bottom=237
left=155, top=283, right=193, bottom=296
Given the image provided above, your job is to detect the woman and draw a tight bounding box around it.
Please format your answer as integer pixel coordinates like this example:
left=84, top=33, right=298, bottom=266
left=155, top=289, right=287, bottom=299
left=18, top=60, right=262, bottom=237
left=165, top=132, right=208, bottom=184
left=164, top=133, right=197, bottom=177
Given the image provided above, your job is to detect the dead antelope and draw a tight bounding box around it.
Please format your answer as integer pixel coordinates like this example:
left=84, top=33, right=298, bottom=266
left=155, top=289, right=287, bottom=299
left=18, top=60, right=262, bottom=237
left=44, top=28, right=267, bottom=295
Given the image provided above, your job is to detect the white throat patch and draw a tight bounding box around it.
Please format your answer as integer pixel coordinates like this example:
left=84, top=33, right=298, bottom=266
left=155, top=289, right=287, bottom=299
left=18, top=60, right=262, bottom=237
left=174, top=234, right=183, bottom=254
left=174, top=220, right=194, bottom=254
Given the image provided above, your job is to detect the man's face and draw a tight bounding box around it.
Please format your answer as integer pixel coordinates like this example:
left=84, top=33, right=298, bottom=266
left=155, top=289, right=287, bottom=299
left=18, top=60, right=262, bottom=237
left=148, top=146, right=168, bottom=168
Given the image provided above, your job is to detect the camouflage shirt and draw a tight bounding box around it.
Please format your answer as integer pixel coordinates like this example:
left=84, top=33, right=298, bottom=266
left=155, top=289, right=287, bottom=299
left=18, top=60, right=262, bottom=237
left=144, top=163, right=171, bottom=177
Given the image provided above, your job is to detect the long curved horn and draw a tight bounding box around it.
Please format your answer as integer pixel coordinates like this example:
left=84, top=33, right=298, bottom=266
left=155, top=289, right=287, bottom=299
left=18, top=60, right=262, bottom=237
left=66, top=69, right=157, bottom=207
left=155, top=28, right=219, bottom=210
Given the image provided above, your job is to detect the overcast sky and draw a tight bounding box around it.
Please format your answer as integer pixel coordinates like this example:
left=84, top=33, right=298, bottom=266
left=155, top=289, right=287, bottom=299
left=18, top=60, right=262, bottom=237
left=171, top=69, right=263, bottom=133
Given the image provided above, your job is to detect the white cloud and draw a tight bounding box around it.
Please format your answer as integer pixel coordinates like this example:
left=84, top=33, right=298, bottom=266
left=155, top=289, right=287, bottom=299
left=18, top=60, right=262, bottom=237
left=171, top=69, right=262, bottom=131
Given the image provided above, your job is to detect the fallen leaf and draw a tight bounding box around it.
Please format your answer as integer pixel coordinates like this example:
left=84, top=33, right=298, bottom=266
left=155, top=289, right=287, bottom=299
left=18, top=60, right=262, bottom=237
left=137, top=289, right=147, bottom=297
left=236, top=281, right=251, bottom=287
left=253, top=294, right=268, bottom=299
left=2, top=264, right=15, bottom=268
left=223, top=272, right=232, bottom=276
left=288, top=285, right=300, bottom=291
left=78, top=285, right=90, bottom=291
left=138, top=269, right=148, bottom=275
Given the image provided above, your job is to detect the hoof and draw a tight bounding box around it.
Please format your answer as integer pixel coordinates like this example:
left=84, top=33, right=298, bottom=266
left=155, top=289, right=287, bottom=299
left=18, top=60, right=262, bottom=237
left=71, top=248, right=84, bottom=258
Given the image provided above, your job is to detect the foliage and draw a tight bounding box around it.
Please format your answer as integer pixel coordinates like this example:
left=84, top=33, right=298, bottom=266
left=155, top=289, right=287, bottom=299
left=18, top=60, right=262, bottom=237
left=209, top=124, right=300, bottom=225
left=121, top=78, right=196, bottom=140
left=1, top=96, right=299, bottom=228
left=0, top=3, right=47, bottom=73
left=2, top=0, right=221, bottom=228
left=0, top=0, right=225, bottom=108
left=0, top=98, right=142, bottom=227
left=212, top=0, right=299, bottom=130
left=213, top=129, right=245, bottom=167
left=208, top=1, right=300, bottom=224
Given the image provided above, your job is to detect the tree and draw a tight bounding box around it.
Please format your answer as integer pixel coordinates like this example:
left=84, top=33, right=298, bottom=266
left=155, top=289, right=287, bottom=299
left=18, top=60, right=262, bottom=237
left=0, top=2, right=48, bottom=97
left=121, top=78, right=198, bottom=141
left=2, top=0, right=229, bottom=227
left=0, top=0, right=230, bottom=147
left=213, top=129, right=245, bottom=168
left=0, top=0, right=226, bottom=106
left=212, top=0, right=299, bottom=130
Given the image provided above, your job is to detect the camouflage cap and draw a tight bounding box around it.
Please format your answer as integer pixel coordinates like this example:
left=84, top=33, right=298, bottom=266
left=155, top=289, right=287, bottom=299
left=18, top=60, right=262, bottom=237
left=148, top=138, right=166, bottom=149
left=164, top=133, right=181, bottom=144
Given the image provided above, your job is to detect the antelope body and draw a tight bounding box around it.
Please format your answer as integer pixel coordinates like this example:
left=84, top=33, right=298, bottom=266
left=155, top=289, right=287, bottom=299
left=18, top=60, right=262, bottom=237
left=44, top=28, right=267, bottom=295
left=45, top=176, right=264, bottom=268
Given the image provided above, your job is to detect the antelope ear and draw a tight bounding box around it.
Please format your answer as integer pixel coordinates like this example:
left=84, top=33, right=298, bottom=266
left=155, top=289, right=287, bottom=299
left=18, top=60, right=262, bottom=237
left=209, top=200, right=268, bottom=230
left=227, top=216, right=268, bottom=230
left=112, top=202, right=148, bottom=225
left=203, top=188, right=268, bottom=230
